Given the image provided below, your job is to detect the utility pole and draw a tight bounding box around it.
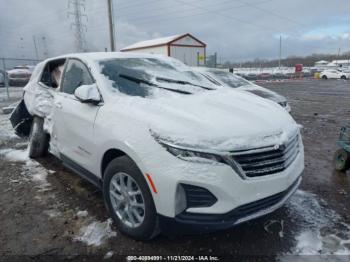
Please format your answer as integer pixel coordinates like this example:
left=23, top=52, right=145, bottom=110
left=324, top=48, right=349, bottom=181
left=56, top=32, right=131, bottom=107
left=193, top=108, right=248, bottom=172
left=41, top=36, right=49, bottom=58
left=32, top=35, right=39, bottom=60
left=278, top=35, right=282, bottom=69
left=107, top=0, right=116, bottom=51
left=68, top=0, right=88, bottom=52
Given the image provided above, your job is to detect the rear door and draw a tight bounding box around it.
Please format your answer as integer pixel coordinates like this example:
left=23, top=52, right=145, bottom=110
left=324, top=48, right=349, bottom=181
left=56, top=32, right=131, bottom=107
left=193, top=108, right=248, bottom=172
left=52, top=58, right=101, bottom=173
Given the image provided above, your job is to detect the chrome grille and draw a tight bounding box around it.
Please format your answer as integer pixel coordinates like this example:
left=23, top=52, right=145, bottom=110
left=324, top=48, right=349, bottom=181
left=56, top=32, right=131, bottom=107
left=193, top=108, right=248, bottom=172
left=230, top=135, right=300, bottom=178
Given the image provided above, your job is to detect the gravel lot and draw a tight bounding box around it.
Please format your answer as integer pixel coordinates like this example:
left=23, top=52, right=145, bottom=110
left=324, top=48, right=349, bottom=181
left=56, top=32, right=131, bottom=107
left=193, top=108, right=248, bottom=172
left=0, top=80, right=350, bottom=261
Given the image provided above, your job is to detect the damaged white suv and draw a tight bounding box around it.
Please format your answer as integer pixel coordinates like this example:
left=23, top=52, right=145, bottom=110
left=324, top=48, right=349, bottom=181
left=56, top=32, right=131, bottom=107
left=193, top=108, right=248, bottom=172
left=11, top=53, right=304, bottom=240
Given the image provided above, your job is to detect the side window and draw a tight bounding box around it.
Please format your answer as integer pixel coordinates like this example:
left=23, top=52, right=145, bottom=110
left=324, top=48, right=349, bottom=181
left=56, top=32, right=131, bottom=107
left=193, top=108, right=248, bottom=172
left=39, top=59, right=66, bottom=88
left=61, top=59, right=94, bottom=95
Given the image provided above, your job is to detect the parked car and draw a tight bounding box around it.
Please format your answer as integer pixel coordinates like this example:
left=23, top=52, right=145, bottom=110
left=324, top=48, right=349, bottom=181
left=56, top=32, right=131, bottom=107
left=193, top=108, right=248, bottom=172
left=0, top=70, right=6, bottom=87
left=11, top=53, right=304, bottom=240
left=7, top=65, right=34, bottom=86
left=194, top=67, right=291, bottom=112
left=320, top=69, right=349, bottom=80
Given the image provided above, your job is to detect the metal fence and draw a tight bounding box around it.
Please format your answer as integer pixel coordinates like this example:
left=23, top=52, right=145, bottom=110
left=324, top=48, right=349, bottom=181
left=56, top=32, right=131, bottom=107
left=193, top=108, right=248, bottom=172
left=1, top=57, right=41, bottom=71
left=0, top=58, right=41, bottom=102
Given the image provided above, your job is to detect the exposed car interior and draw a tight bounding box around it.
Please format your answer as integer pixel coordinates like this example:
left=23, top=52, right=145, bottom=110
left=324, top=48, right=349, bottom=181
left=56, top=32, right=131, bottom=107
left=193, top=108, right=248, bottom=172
left=40, top=59, right=66, bottom=88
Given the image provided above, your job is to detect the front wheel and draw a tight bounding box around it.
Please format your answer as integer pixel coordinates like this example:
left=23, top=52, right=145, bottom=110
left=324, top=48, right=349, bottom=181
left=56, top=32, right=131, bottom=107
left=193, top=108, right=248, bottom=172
left=334, top=149, right=350, bottom=172
left=322, top=75, right=327, bottom=80
left=341, top=75, right=346, bottom=80
left=103, top=156, right=159, bottom=240
left=28, top=117, right=49, bottom=158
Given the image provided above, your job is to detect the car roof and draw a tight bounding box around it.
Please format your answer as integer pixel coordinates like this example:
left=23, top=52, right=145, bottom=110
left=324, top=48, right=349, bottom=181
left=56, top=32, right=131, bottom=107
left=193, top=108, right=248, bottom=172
left=46, top=52, right=173, bottom=63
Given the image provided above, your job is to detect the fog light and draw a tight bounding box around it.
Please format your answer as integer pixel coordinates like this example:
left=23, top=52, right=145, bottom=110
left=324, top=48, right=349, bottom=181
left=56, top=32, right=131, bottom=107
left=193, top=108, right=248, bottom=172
left=175, top=184, right=187, bottom=215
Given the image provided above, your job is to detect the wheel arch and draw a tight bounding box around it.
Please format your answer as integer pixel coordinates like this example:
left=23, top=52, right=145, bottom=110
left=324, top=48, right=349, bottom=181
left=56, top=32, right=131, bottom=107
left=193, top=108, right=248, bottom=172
left=101, top=148, right=127, bottom=178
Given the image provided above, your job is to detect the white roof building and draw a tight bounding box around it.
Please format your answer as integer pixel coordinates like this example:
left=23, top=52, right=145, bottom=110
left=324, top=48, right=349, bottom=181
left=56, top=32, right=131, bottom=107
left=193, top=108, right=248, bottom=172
left=121, top=33, right=206, bottom=66
left=315, top=60, right=329, bottom=65
left=331, top=60, right=350, bottom=67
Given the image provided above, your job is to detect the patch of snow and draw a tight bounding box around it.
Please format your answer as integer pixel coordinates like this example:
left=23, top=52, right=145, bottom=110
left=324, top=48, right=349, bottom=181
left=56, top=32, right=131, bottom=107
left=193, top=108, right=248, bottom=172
left=74, top=218, right=116, bottom=247
left=0, top=148, right=29, bottom=162
left=121, top=34, right=180, bottom=50
left=103, top=251, right=114, bottom=259
left=44, top=209, right=61, bottom=218
left=14, top=141, right=29, bottom=148
left=77, top=210, right=88, bottom=218
left=24, top=160, right=51, bottom=191
left=0, top=113, right=17, bottom=140
left=286, top=190, right=350, bottom=255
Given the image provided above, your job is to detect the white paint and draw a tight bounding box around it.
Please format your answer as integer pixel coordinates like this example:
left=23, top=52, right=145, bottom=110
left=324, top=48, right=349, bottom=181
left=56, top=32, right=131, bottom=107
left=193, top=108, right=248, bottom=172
left=21, top=52, right=303, bottom=220
left=123, top=45, right=168, bottom=56
left=170, top=45, right=205, bottom=66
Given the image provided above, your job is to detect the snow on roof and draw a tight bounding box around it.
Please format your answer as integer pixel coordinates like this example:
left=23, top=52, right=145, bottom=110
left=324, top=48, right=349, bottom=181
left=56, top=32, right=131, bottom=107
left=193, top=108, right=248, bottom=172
left=42, top=52, right=174, bottom=63
left=315, top=60, right=329, bottom=64
left=331, top=60, right=350, bottom=64
left=121, top=35, right=181, bottom=51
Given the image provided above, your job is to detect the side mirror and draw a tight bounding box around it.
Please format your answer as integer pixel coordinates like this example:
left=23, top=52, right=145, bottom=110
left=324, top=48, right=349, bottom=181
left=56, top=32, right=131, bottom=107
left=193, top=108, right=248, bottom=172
left=74, top=83, right=101, bottom=105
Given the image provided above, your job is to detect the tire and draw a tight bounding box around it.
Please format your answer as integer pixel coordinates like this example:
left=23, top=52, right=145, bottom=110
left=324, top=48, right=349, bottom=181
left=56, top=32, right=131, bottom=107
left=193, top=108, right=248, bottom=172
left=334, top=149, right=350, bottom=172
left=341, top=75, right=346, bottom=80
left=103, top=156, right=159, bottom=240
left=322, top=75, right=327, bottom=80
left=28, top=117, right=49, bottom=158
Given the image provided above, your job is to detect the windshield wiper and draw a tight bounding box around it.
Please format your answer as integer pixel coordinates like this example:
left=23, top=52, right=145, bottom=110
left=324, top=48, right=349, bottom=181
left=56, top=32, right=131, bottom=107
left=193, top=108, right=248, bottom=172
left=156, top=77, right=216, bottom=90
left=119, top=74, right=192, bottom=95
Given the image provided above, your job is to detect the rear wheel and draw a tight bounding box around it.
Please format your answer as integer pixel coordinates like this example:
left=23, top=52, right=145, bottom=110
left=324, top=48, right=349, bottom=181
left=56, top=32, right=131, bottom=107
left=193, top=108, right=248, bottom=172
left=341, top=75, right=346, bottom=80
left=334, top=149, right=350, bottom=172
left=103, top=156, right=159, bottom=240
left=322, top=75, right=327, bottom=79
left=28, top=117, right=49, bottom=158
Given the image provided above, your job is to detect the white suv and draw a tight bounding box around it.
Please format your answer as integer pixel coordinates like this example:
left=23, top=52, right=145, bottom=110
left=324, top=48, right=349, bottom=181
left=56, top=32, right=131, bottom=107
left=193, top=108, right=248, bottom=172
left=320, top=69, right=349, bottom=79
left=12, top=53, right=304, bottom=240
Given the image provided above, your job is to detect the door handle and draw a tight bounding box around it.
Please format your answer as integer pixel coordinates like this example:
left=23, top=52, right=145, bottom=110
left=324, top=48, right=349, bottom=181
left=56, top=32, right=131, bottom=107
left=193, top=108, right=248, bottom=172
left=55, top=102, right=63, bottom=109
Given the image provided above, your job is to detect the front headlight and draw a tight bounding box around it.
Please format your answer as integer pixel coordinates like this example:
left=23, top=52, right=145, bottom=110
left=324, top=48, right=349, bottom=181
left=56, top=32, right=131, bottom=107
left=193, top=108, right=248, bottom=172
left=160, top=141, right=225, bottom=164
left=150, top=130, right=226, bottom=164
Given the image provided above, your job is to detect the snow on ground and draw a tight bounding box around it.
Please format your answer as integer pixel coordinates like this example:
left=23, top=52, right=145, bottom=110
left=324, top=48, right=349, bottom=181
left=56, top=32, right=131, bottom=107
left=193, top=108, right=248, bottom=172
left=77, top=210, right=88, bottom=218
left=286, top=190, right=350, bottom=255
left=0, top=148, right=29, bottom=162
left=74, top=218, right=116, bottom=246
left=23, top=160, right=51, bottom=192
left=0, top=147, right=51, bottom=192
left=44, top=209, right=62, bottom=218
left=0, top=113, right=17, bottom=140
left=103, top=251, right=114, bottom=259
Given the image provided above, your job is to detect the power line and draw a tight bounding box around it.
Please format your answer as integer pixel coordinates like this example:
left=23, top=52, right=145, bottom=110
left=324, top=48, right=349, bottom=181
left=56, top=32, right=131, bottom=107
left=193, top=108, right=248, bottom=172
left=124, top=0, right=274, bottom=25
left=68, top=0, right=88, bottom=52
left=171, top=0, right=284, bottom=33
left=235, top=0, right=306, bottom=28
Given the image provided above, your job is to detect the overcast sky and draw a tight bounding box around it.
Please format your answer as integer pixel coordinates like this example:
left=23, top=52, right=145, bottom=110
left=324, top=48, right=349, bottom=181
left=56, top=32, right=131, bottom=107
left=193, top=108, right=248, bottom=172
left=0, top=0, right=349, bottom=62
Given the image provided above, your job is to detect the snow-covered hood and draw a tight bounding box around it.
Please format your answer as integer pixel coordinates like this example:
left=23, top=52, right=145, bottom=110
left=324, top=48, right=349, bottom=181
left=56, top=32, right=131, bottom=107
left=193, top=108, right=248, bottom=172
left=239, top=84, right=286, bottom=104
left=112, top=89, right=298, bottom=152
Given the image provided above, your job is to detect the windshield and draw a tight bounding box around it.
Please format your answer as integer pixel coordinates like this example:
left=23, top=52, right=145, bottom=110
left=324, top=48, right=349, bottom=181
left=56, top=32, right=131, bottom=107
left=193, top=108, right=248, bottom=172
left=209, top=70, right=253, bottom=88
left=99, top=58, right=217, bottom=97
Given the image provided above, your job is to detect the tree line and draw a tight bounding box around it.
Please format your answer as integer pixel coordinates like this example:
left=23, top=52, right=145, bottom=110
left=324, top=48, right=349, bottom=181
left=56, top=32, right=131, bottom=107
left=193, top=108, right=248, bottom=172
left=224, top=51, right=350, bottom=68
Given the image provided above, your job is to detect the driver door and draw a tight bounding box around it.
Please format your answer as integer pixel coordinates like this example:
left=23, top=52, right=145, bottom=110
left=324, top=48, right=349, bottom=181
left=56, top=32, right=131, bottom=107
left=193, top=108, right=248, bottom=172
left=52, top=58, right=100, bottom=173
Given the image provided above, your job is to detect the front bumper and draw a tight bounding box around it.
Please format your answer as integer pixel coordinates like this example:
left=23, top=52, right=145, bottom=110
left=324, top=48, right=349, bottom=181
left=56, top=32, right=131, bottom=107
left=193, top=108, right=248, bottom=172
left=9, top=77, right=30, bottom=86
left=159, top=176, right=301, bottom=234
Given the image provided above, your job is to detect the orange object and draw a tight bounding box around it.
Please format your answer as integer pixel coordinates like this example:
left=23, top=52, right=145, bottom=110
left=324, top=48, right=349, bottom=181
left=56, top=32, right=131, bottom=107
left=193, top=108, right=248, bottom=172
left=146, top=173, right=158, bottom=193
